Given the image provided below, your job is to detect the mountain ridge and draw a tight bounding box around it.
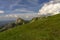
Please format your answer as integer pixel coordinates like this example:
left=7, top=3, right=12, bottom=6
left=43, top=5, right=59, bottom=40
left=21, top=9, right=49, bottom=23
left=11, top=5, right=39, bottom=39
left=0, top=14, right=60, bottom=40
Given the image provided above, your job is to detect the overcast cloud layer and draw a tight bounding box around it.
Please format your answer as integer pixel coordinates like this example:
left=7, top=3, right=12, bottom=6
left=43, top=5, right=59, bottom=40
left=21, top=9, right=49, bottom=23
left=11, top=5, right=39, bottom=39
left=0, top=0, right=51, bottom=20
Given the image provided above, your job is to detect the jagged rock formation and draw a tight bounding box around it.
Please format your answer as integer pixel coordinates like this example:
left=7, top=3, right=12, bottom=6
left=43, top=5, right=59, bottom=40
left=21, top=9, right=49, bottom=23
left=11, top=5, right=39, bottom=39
left=15, top=18, right=25, bottom=25
left=30, top=17, right=38, bottom=23
left=0, top=18, right=25, bottom=32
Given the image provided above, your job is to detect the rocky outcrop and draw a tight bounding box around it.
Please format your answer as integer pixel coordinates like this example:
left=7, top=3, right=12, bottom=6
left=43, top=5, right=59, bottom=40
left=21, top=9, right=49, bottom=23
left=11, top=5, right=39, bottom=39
left=15, top=18, right=25, bottom=25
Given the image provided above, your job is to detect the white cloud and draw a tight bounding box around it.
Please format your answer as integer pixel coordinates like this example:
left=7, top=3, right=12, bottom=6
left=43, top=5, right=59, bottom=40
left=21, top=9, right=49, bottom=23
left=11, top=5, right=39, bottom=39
left=9, top=0, right=22, bottom=10
left=0, top=10, right=4, bottom=13
left=52, top=0, right=60, bottom=2
left=38, top=0, right=60, bottom=16
left=0, top=13, right=38, bottom=20
left=12, top=8, right=35, bottom=13
left=28, top=0, right=39, bottom=5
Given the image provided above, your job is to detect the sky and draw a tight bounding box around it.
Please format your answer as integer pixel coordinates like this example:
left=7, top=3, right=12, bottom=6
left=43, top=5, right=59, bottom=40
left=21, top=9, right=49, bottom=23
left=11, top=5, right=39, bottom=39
left=38, top=0, right=60, bottom=16
left=0, top=0, right=50, bottom=20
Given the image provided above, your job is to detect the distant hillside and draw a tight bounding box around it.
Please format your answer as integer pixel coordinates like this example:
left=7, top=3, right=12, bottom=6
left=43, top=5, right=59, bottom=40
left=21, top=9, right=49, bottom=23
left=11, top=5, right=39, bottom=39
left=0, top=20, right=15, bottom=26
left=0, top=14, right=60, bottom=40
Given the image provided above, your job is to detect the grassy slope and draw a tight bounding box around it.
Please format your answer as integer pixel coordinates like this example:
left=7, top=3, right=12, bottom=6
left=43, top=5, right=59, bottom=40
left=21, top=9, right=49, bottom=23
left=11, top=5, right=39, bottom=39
left=0, top=14, right=60, bottom=40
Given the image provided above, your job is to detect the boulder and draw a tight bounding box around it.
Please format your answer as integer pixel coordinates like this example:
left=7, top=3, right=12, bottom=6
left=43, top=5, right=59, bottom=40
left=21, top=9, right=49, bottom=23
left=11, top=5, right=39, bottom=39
left=15, top=18, right=25, bottom=25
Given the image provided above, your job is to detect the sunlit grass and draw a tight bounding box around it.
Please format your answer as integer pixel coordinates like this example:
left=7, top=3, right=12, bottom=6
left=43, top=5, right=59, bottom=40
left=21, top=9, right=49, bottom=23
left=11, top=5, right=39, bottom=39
left=0, top=14, right=60, bottom=40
